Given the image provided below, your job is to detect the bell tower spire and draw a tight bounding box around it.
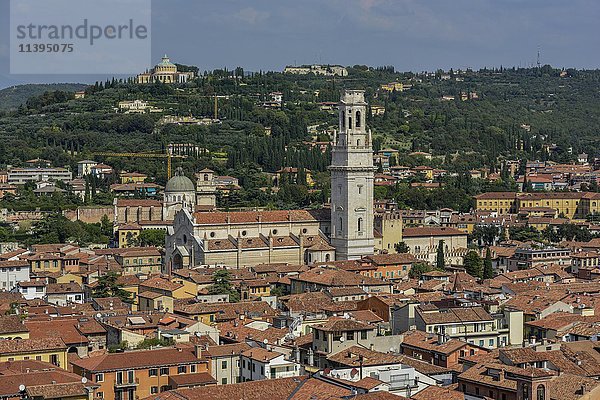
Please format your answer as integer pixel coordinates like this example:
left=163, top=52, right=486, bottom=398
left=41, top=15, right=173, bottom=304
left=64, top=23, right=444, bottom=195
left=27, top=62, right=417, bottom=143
left=329, top=90, right=375, bottom=260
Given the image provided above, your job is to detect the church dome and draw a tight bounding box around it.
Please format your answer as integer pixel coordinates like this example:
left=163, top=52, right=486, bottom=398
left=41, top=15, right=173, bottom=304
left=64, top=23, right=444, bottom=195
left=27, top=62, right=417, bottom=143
left=158, top=55, right=175, bottom=67
left=165, top=167, right=195, bottom=193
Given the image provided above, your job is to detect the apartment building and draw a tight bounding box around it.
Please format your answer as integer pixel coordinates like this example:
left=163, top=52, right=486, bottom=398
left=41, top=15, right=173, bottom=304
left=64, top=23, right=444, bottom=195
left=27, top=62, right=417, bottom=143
left=71, top=346, right=211, bottom=400
left=239, top=348, right=301, bottom=382
left=312, top=318, right=378, bottom=363
left=8, top=167, right=72, bottom=184
left=400, top=329, right=488, bottom=369
left=0, top=338, right=67, bottom=367
left=507, top=247, right=571, bottom=271
left=474, top=191, right=600, bottom=219
left=0, top=259, right=29, bottom=291
left=45, top=282, right=85, bottom=306
left=112, top=247, right=163, bottom=275
left=205, top=343, right=251, bottom=385
left=398, top=303, right=523, bottom=349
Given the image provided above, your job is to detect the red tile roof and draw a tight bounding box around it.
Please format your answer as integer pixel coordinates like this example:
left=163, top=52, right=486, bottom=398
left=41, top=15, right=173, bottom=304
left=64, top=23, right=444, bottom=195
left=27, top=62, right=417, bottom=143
left=71, top=347, right=202, bottom=372
left=0, top=338, right=66, bottom=355
left=142, top=375, right=308, bottom=400
left=192, top=210, right=325, bottom=225
left=0, top=315, right=29, bottom=334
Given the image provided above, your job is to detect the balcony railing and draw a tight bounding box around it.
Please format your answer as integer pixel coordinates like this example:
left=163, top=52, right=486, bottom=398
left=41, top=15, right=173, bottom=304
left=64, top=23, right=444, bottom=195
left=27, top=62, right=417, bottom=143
left=389, top=379, right=419, bottom=390
left=271, top=371, right=299, bottom=379
left=114, top=377, right=139, bottom=388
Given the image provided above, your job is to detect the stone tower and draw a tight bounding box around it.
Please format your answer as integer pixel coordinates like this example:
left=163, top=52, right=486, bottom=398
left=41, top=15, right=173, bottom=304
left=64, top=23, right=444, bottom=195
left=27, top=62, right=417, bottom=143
left=329, top=90, right=375, bottom=260
left=196, top=168, right=217, bottom=210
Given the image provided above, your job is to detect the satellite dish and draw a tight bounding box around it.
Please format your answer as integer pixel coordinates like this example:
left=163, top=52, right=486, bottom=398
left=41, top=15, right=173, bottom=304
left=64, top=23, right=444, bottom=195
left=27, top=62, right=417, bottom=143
left=81, top=377, right=88, bottom=384
left=339, top=336, right=345, bottom=342
left=19, top=384, right=25, bottom=392
left=263, top=339, right=269, bottom=344
left=96, top=313, right=102, bottom=319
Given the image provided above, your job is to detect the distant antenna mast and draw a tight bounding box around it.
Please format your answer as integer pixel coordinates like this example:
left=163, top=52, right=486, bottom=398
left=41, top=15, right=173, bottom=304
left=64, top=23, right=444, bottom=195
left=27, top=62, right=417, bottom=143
left=537, top=47, right=541, bottom=68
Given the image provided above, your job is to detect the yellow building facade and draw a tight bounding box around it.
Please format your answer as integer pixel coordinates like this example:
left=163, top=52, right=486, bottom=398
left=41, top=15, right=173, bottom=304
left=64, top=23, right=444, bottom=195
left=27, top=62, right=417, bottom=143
left=374, top=212, right=403, bottom=254
left=0, top=338, right=68, bottom=368
left=474, top=192, right=600, bottom=220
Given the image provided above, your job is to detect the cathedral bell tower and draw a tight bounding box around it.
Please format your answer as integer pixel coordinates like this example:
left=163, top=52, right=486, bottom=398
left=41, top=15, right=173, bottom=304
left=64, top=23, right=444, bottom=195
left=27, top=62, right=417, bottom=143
left=329, top=90, right=375, bottom=260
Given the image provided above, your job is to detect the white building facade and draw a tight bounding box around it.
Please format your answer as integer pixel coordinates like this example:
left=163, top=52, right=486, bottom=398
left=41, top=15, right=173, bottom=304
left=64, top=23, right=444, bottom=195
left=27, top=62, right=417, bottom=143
left=240, top=349, right=301, bottom=382
left=0, top=260, right=29, bottom=292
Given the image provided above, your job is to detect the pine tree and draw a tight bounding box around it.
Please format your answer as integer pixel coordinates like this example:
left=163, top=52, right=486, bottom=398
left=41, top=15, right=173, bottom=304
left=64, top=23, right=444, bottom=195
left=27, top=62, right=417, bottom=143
left=483, top=247, right=494, bottom=279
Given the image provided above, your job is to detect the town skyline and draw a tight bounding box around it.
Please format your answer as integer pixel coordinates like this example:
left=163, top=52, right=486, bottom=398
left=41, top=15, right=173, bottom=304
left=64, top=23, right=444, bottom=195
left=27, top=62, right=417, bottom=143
left=1, top=0, right=600, bottom=88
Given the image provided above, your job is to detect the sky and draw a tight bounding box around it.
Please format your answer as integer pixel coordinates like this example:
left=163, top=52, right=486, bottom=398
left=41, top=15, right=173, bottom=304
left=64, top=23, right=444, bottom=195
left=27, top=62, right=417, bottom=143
left=1, top=0, right=599, bottom=89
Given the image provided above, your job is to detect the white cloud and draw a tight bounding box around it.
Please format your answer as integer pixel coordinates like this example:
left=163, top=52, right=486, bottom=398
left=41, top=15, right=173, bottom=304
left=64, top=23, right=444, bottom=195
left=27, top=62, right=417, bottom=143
left=234, top=7, right=270, bottom=25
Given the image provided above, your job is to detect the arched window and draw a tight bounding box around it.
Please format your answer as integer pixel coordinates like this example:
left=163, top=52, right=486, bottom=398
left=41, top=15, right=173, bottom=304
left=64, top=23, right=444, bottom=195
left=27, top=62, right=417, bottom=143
left=522, top=383, right=529, bottom=400
left=357, top=139, right=361, bottom=147
left=358, top=217, right=363, bottom=232
left=348, top=116, right=352, bottom=129
left=356, top=110, right=361, bottom=127
left=341, top=111, right=346, bottom=128
left=325, top=254, right=330, bottom=262
left=339, top=217, right=343, bottom=232
left=203, top=174, right=209, bottom=181
left=536, top=385, right=545, bottom=400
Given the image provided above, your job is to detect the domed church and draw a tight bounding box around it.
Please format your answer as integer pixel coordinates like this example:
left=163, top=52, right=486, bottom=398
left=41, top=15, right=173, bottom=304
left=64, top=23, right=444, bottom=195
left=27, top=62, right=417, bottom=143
left=163, top=167, right=196, bottom=220
left=136, top=55, right=196, bottom=84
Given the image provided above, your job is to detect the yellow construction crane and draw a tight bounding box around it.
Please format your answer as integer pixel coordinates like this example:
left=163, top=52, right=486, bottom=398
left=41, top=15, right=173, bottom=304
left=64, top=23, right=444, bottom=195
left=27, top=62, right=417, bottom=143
left=92, top=152, right=184, bottom=178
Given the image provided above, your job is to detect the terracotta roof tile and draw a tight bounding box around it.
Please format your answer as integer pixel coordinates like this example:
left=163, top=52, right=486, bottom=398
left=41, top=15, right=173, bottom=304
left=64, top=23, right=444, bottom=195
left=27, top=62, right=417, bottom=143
left=46, top=282, right=83, bottom=294
left=168, top=372, right=217, bottom=387
left=204, top=343, right=252, bottom=358
left=412, top=385, right=465, bottom=400
left=140, top=277, right=183, bottom=292
left=417, top=306, right=493, bottom=325
left=71, top=347, right=202, bottom=371
left=314, top=318, right=374, bottom=332
left=291, top=267, right=390, bottom=287
left=401, top=329, right=469, bottom=355
left=142, top=375, right=308, bottom=400
left=0, top=338, right=66, bottom=355
left=547, top=373, right=600, bottom=400
left=0, top=315, right=28, bottom=334
left=362, top=253, right=417, bottom=265
left=26, top=382, right=89, bottom=399
left=192, top=210, right=326, bottom=225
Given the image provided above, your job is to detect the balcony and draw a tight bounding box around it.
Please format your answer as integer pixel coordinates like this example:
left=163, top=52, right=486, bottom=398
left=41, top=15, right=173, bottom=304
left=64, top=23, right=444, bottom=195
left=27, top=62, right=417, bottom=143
left=114, top=377, right=139, bottom=388
left=270, top=370, right=299, bottom=379
left=389, top=378, right=419, bottom=390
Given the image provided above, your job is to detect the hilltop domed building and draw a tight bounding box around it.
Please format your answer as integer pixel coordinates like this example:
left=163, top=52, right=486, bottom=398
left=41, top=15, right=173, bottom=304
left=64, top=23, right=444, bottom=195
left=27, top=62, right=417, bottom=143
left=136, top=55, right=196, bottom=84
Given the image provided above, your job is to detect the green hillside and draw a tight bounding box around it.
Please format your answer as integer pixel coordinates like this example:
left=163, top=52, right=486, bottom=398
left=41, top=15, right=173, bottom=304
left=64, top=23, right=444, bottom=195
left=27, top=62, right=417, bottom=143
left=0, top=83, right=88, bottom=111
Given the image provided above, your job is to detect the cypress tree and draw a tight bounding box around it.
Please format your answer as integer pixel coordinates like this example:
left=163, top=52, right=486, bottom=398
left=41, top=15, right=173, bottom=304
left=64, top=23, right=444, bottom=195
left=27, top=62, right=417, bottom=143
left=483, top=247, right=494, bottom=279
left=436, top=240, right=445, bottom=269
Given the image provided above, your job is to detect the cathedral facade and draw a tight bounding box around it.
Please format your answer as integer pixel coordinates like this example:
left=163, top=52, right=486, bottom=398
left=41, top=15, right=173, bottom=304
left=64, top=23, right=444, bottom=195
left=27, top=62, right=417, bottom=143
left=164, top=90, right=376, bottom=271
